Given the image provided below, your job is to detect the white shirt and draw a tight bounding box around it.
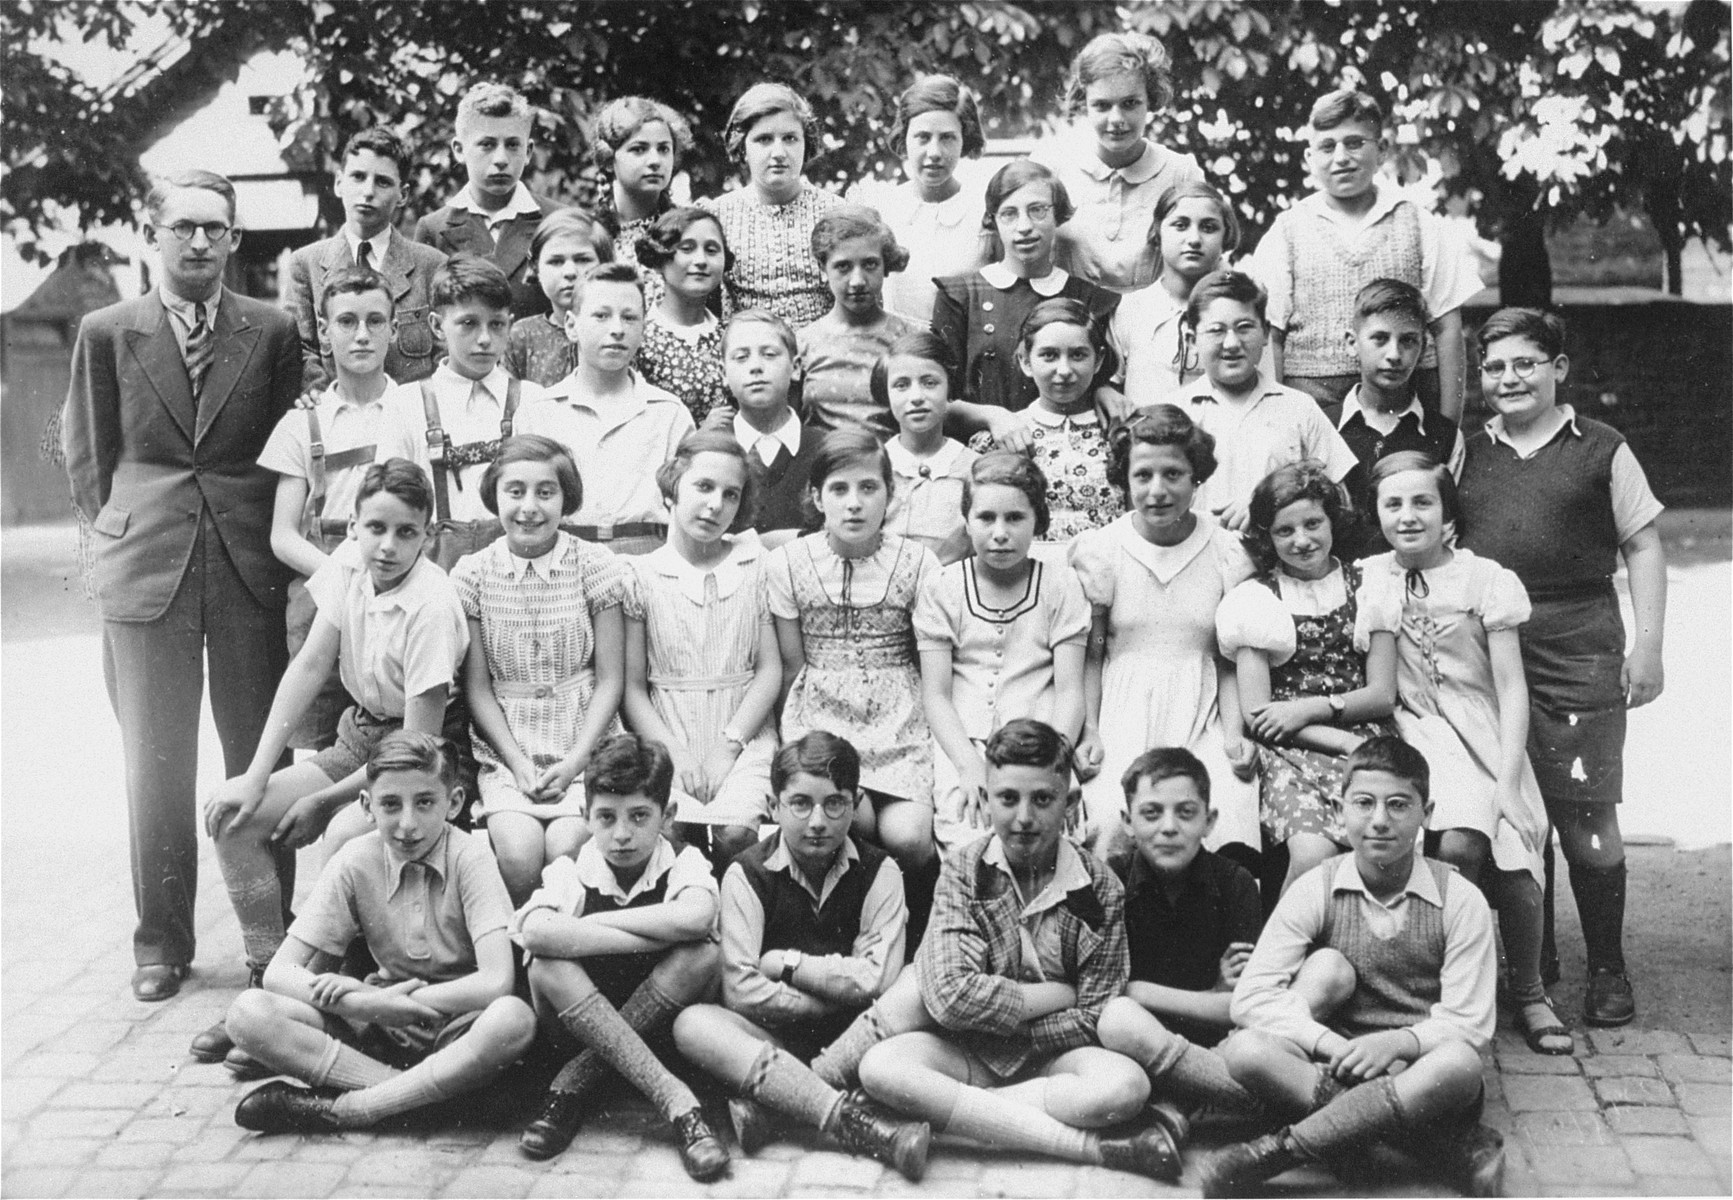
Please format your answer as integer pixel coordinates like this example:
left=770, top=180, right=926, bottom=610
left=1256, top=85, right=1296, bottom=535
left=449, top=182, right=544, bottom=231
left=377, top=362, right=547, bottom=522
left=342, top=226, right=393, bottom=270
left=159, top=286, right=221, bottom=356
left=1337, top=387, right=1466, bottom=479
left=258, top=380, right=390, bottom=520
left=519, top=372, right=694, bottom=529
left=734, top=409, right=804, bottom=466
left=1176, top=374, right=1360, bottom=516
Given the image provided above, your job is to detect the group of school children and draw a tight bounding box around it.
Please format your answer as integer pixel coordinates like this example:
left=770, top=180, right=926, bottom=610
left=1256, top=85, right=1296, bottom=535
left=159, top=29, right=1668, bottom=1199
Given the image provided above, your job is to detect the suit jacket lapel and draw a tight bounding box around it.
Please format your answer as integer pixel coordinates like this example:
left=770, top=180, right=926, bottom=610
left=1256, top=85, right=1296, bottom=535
left=195, top=290, right=262, bottom=443
left=125, top=302, right=196, bottom=443
left=379, top=229, right=415, bottom=300
left=493, top=215, right=532, bottom=277
left=444, top=208, right=491, bottom=255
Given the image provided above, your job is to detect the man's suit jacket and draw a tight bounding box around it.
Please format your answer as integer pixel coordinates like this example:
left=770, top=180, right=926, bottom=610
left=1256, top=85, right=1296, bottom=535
left=285, top=227, right=447, bottom=390
left=63, top=290, right=302, bottom=622
left=412, top=192, right=559, bottom=319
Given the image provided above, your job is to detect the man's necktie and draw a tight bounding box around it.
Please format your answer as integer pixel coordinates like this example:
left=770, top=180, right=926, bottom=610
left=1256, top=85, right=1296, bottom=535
left=185, top=303, right=214, bottom=399
left=357, top=241, right=373, bottom=272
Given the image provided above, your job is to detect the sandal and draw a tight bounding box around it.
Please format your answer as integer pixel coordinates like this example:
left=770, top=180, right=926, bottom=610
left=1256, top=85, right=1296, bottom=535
left=1518, top=998, right=1575, bottom=1055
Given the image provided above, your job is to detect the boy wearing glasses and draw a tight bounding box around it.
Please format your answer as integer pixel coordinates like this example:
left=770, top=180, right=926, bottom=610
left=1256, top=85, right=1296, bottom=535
left=1200, top=737, right=1503, bottom=1197
left=1248, top=88, right=1481, bottom=422
left=673, top=731, right=932, bottom=1180
left=1455, top=307, right=1666, bottom=1028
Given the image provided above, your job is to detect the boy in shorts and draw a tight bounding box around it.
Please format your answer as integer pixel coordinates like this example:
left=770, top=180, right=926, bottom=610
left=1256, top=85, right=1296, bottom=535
left=512, top=734, right=729, bottom=1181
left=673, top=732, right=929, bottom=1179
left=226, top=731, right=534, bottom=1132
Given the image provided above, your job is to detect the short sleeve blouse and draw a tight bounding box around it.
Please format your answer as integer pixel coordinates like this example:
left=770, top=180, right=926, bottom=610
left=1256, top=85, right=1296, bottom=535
left=1352, top=549, right=1532, bottom=652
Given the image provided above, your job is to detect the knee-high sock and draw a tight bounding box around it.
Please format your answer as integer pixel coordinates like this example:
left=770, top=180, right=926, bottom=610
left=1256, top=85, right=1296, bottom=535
left=811, top=1006, right=890, bottom=1090
left=1570, top=860, right=1627, bottom=975
left=218, top=845, right=286, bottom=968
left=1285, top=1077, right=1406, bottom=1163
left=551, top=974, right=684, bottom=1098
left=1142, top=1037, right=1262, bottom=1116
left=330, top=1026, right=506, bottom=1127
left=555, top=990, right=698, bottom=1120
left=1493, top=869, right=1548, bottom=1003
left=742, top=1042, right=844, bottom=1132
left=308, top=1035, right=398, bottom=1091
left=943, top=1080, right=1098, bottom=1164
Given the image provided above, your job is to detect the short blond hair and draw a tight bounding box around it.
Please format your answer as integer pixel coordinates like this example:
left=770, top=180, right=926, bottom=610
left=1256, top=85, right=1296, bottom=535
left=456, top=82, right=533, bottom=139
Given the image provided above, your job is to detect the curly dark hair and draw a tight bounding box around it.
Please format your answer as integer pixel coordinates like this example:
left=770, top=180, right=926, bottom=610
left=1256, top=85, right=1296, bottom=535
left=1105, top=404, right=1216, bottom=499
left=1242, top=459, right=1358, bottom=574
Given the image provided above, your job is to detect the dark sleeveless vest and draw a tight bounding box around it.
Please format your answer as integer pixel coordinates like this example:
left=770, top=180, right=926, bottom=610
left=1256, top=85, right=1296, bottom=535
left=734, top=832, right=892, bottom=957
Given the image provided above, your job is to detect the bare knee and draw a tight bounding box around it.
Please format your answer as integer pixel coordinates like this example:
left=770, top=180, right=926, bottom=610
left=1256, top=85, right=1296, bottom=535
left=1096, top=995, right=1162, bottom=1060
left=226, top=988, right=295, bottom=1054
left=478, top=996, right=538, bottom=1058
left=672, top=1003, right=734, bottom=1063
left=1415, top=1040, right=1486, bottom=1109
left=1294, top=947, right=1357, bottom=1018
left=1075, top=1057, right=1150, bottom=1126
left=527, top=955, right=592, bottom=1007
left=656, top=940, right=721, bottom=1000
left=1220, top=1029, right=1285, bottom=1085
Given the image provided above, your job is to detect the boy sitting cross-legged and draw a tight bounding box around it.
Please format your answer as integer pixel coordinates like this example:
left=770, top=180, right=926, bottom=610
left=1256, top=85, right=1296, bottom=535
left=673, top=731, right=932, bottom=1180
left=513, top=733, right=729, bottom=1181
left=1095, top=748, right=1268, bottom=1126
left=227, top=731, right=535, bottom=1133
left=1199, top=735, right=1503, bottom=1197
left=856, top=719, right=1183, bottom=1182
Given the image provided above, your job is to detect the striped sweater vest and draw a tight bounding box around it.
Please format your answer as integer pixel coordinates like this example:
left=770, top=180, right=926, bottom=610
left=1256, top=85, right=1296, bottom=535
left=1457, top=418, right=1624, bottom=596
left=1318, top=857, right=1452, bottom=1037
left=1286, top=200, right=1435, bottom=376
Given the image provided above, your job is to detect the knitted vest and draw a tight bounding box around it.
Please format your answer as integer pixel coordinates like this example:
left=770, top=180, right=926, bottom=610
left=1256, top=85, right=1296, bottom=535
left=1457, top=417, right=1624, bottom=596
left=735, top=833, right=891, bottom=957
left=1317, top=857, right=1451, bottom=1038
left=750, top=423, right=825, bottom=534
left=582, top=869, right=670, bottom=916
left=1287, top=200, right=1435, bottom=376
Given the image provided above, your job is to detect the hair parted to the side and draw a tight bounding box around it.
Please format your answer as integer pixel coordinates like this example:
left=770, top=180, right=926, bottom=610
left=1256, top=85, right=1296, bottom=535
left=456, top=81, right=534, bottom=136
left=1121, top=746, right=1211, bottom=807
left=365, top=729, right=459, bottom=791
left=869, top=329, right=957, bottom=411
left=808, top=426, right=894, bottom=496
left=1368, top=449, right=1458, bottom=526
left=637, top=207, right=734, bottom=274
left=530, top=208, right=616, bottom=269
left=962, top=449, right=1052, bottom=538
left=1017, top=296, right=1121, bottom=384
left=146, top=169, right=237, bottom=224
left=981, top=159, right=1073, bottom=257
left=983, top=718, right=1075, bottom=779
left=891, top=75, right=985, bottom=159
left=1062, top=31, right=1176, bottom=117
left=811, top=204, right=910, bottom=272
left=1182, top=269, right=1268, bottom=329
left=570, top=260, right=647, bottom=313
left=725, top=82, right=819, bottom=168
left=1354, top=277, right=1430, bottom=331
left=1242, top=460, right=1358, bottom=574
left=318, top=265, right=395, bottom=318
left=654, top=429, right=758, bottom=534
left=586, top=733, right=676, bottom=810
left=480, top=435, right=583, bottom=517
left=590, top=96, right=695, bottom=177
left=771, top=730, right=863, bottom=796
left=1476, top=306, right=1566, bottom=359
left=1342, top=734, right=1430, bottom=803
left=341, top=126, right=415, bottom=181
left=431, top=253, right=515, bottom=312
left=1309, top=87, right=1384, bottom=132
left=723, top=307, right=804, bottom=412
left=356, top=458, right=435, bottom=521
left=1147, top=180, right=1240, bottom=254
left=1106, top=403, right=1217, bottom=497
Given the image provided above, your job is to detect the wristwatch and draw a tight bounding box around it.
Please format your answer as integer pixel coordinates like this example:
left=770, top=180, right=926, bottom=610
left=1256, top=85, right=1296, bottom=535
left=780, top=949, right=803, bottom=983
left=1327, top=694, right=1347, bottom=722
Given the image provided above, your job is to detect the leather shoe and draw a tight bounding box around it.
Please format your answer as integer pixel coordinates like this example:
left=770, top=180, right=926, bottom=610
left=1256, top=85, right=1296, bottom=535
left=1195, top=1131, right=1301, bottom=1198
left=132, top=964, right=189, bottom=1002
left=190, top=1018, right=233, bottom=1063
left=728, top=1096, right=777, bottom=1156
left=1099, top=1120, right=1182, bottom=1183
left=519, top=1089, right=584, bottom=1160
left=1585, top=969, right=1635, bottom=1027
left=234, top=1081, right=343, bottom=1134
left=672, top=1107, right=730, bottom=1182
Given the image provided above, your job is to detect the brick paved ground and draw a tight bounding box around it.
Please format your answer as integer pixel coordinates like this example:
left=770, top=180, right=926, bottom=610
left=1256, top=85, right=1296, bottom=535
left=4, top=523, right=1729, bottom=1198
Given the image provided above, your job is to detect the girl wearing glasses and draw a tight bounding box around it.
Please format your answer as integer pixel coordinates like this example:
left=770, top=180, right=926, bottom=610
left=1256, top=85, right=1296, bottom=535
left=1356, top=450, right=1566, bottom=1055
left=1111, top=182, right=1238, bottom=408
left=932, top=160, right=1119, bottom=448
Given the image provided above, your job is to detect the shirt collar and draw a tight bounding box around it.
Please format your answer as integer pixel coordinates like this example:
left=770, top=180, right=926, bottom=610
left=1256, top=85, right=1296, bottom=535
left=1338, top=387, right=1430, bottom=432
left=1178, top=374, right=1278, bottom=409
left=545, top=372, right=649, bottom=422
left=885, top=437, right=968, bottom=478
left=159, top=286, right=221, bottom=327
left=1331, top=852, right=1444, bottom=909
left=451, top=182, right=543, bottom=224
left=1483, top=404, right=1580, bottom=449
left=1026, top=405, right=1100, bottom=429
left=979, top=261, right=1071, bottom=297
left=433, top=361, right=514, bottom=407
left=505, top=530, right=568, bottom=581
left=342, top=225, right=393, bottom=266
left=644, top=535, right=760, bottom=603
left=1123, top=846, right=1214, bottom=902
left=1078, top=140, right=1162, bottom=185
left=1302, top=179, right=1402, bottom=228
left=574, top=837, right=679, bottom=904
left=383, top=826, right=453, bottom=897
left=319, top=378, right=389, bottom=414
left=365, top=554, right=433, bottom=613
left=984, top=836, right=1093, bottom=915
left=735, top=409, right=803, bottom=461
left=764, top=833, right=862, bottom=906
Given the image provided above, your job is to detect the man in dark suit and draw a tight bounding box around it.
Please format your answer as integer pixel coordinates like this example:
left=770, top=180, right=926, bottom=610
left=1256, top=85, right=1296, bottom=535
left=62, top=169, right=302, bottom=1001
left=412, top=81, right=558, bottom=320
left=286, top=127, right=446, bottom=391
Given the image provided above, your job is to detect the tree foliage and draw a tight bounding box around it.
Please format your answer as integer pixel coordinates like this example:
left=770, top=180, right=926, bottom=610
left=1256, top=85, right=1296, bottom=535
left=4, top=0, right=1728, bottom=296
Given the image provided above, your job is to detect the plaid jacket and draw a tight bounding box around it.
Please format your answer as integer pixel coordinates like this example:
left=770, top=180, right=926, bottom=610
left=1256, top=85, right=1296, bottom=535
left=914, top=836, right=1128, bottom=1080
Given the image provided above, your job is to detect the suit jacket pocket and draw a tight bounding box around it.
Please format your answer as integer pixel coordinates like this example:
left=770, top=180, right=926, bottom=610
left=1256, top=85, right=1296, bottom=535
left=92, top=506, right=130, bottom=537
left=395, top=308, right=434, bottom=359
